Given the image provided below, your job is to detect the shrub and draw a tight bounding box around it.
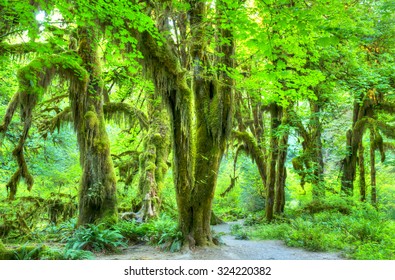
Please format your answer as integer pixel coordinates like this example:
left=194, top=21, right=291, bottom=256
left=250, top=222, right=292, bottom=240
left=146, top=214, right=183, bottom=252
left=112, top=220, right=148, bottom=243
left=303, top=196, right=354, bottom=215
left=66, top=224, right=126, bottom=253
left=230, top=224, right=249, bottom=240
left=243, top=213, right=264, bottom=226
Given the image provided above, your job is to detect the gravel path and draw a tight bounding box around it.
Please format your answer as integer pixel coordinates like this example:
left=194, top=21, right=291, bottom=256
left=96, top=221, right=344, bottom=260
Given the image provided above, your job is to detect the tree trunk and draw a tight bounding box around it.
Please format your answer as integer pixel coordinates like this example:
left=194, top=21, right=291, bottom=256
left=341, top=129, right=356, bottom=195
left=136, top=96, right=170, bottom=221
left=74, top=27, right=117, bottom=226
left=192, top=109, right=225, bottom=245
left=358, top=142, right=366, bottom=202
left=137, top=0, right=234, bottom=246
left=311, top=103, right=325, bottom=199
left=341, top=97, right=373, bottom=195
left=266, top=103, right=280, bottom=222
left=370, top=130, right=377, bottom=206
left=275, top=131, right=288, bottom=214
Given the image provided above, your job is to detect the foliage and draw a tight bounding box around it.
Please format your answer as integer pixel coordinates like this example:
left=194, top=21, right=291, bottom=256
left=145, top=214, right=183, bottom=252
left=112, top=220, right=148, bottom=243
left=113, top=214, right=183, bottom=252
left=230, top=223, right=249, bottom=240
left=1, top=0, right=395, bottom=257
left=39, top=218, right=77, bottom=242
left=40, top=247, right=95, bottom=260
left=13, top=243, right=46, bottom=260
left=66, top=224, right=126, bottom=253
left=249, top=199, right=395, bottom=259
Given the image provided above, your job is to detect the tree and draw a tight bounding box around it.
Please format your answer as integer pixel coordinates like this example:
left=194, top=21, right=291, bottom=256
left=0, top=0, right=157, bottom=225
left=134, top=0, right=236, bottom=245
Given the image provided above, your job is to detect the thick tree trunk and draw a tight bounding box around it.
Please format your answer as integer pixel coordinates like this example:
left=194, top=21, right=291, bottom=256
left=137, top=0, right=233, bottom=246
left=341, top=97, right=373, bottom=195
left=192, top=108, right=225, bottom=245
left=167, top=87, right=194, bottom=239
left=136, top=98, right=170, bottom=221
left=74, top=27, right=117, bottom=226
left=266, top=104, right=280, bottom=222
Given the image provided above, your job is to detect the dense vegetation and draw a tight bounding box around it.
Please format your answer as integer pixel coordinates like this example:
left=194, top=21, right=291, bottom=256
left=1, top=0, right=394, bottom=260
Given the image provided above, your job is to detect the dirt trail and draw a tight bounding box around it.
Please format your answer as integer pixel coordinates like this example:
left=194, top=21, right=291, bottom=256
left=96, top=222, right=343, bottom=260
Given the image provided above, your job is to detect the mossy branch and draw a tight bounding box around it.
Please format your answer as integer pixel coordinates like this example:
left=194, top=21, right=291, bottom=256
left=2, top=53, right=88, bottom=199
left=6, top=120, right=34, bottom=200
left=39, top=107, right=72, bottom=137
left=232, top=130, right=267, bottom=183
left=103, top=102, right=148, bottom=130
left=0, top=92, right=19, bottom=146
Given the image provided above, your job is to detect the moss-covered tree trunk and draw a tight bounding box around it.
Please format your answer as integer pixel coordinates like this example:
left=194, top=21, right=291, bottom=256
left=266, top=103, right=280, bottom=222
left=341, top=97, right=373, bottom=196
left=274, top=109, right=289, bottom=214
left=137, top=0, right=233, bottom=246
left=370, top=129, right=377, bottom=206
left=358, top=142, right=366, bottom=202
left=192, top=82, right=229, bottom=244
left=310, top=102, right=325, bottom=199
left=187, top=0, right=234, bottom=245
left=136, top=95, right=170, bottom=221
left=73, top=27, right=117, bottom=226
left=136, top=26, right=195, bottom=242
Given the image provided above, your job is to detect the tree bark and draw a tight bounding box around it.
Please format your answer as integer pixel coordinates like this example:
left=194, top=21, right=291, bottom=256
left=74, top=26, right=117, bottom=226
left=275, top=131, right=288, bottom=214
left=311, top=102, right=325, bottom=199
left=370, top=129, right=377, bottom=206
left=266, top=103, right=280, bottom=222
left=341, top=96, right=374, bottom=195
left=358, top=142, right=366, bottom=202
left=136, top=0, right=234, bottom=246
left=136, top=95, right=170, bottom=221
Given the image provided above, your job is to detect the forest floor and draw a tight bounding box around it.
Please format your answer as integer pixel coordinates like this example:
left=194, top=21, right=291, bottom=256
left=95, top=221, right=344, bottom=260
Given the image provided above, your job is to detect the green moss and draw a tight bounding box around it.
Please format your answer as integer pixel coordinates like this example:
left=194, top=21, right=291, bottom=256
left=99, top=212, right=118, bottom=227
left=94, top=138, right=110, bottom=152
left=84, top=110, right=99, bottom=129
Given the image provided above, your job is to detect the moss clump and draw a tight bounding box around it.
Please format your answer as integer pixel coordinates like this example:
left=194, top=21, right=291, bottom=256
left=84, top=110, right=99, bottom=129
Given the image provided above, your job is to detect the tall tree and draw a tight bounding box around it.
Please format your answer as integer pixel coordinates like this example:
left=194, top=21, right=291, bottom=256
left=0, top=0, right=157, bottom=225
left=135, top=0, right=236, bottom=245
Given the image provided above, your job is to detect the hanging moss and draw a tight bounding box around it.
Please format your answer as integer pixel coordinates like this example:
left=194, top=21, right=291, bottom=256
left=1, top=53, right=89, bottom=199
left=232, top=130, right=267, bottom=184
left=0, top=92, right=19, bottom=146
left=103, top=102, right=148, bottom=130
left=41, top=107, right=72, bottom=136
left=372, top=131, right=385, bottom=162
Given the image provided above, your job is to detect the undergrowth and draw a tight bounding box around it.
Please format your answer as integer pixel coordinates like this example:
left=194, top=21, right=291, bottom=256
left=66, top=223, right=126, bottom=253
left=249, top=199, right=395, bottom=259
left=113, top=214, right=183, bottom=252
